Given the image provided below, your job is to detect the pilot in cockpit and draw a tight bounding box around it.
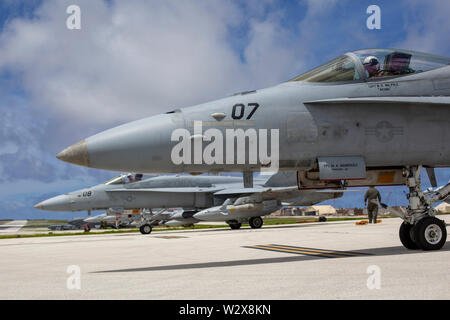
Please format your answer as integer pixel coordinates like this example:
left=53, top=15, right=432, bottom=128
left=126, top=173, right=143, bottom=183
left=378, top=52, right=415, bottom=77
left=363, top=56, right=381, bottom=78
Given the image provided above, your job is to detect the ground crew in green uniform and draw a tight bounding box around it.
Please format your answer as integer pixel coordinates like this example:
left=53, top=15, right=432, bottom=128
left=364, top=186, right=381, bottom=224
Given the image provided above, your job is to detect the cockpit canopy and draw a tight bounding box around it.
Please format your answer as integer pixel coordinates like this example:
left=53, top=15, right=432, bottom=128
left=289, top=48, right=450, bottom=83
left=104, top=173, right=144, bottom=185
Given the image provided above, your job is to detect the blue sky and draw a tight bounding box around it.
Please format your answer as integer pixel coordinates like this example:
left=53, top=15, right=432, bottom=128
left=0, top=0, right=449, bottom=219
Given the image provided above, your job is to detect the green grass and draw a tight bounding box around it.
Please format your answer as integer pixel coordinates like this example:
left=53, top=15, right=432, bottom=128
left=22, top=220, right=68, bottom=228
left=0, top=224, right=230, bottom=239
left=0, top=230, right=137, bottom=239
left=2, top=214, right=447, bottom=240
left=0, top=215, right=391, bottom=240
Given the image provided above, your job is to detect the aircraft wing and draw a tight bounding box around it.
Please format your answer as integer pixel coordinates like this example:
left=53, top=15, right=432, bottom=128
left=305, top=96, right=450, bottom=105
left=214, top=186, right=307, bottom=202
left=315, top=189, right=363, bottom=192
left=107, top=187, right=224, bottom=193
left=214, top=186, right=364, bottom=204
left=214, top=187, right=361, bottom=195
left=213, top=186, right=298, bottom=196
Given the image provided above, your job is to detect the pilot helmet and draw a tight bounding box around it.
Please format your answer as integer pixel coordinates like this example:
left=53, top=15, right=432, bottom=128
left=363, top=56, right=379, bottom=66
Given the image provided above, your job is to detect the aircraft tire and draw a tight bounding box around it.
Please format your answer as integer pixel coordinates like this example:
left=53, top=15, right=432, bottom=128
left=139, top=224, right=153, bottom=235
left=229, top=222, right=242, bottom=230
left=399, top=222, right=419, bottom=250
left=249, top=217, right=263, bottom=229
left=413, top=217, right=447, bottom=251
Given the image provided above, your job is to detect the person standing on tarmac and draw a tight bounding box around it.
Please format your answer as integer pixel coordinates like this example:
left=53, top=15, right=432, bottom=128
left=364, top=186, right=381, bottom=224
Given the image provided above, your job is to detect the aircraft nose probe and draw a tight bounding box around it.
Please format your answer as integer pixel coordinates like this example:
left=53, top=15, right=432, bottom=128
left=34, top=202, right=43, bottom=210
left=56, top=140, right=90, bottom=167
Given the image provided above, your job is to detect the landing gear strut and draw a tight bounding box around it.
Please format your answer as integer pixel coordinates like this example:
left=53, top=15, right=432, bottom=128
left=390, top=166, right=449, bottom=250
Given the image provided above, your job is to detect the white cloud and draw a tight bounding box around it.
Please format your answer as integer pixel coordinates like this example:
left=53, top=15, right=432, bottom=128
left=0, top=0, right=319, bottom=203
left=396, top=0, right=450, bottom=55
left=0, top=142, right=18, bottom=155
left=0, top=0, right=308, bottom=128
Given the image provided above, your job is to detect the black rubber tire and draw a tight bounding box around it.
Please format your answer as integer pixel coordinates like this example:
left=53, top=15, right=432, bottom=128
left=139, top=224, right=153, bottom=235
left=414, top=217, right=447, bottom=251
left=318, top=216, right=327, bottom=222
left=229, top=223, right=242, bottom=230
left=399, top=222, right=419, bottom=250
left=249, top=217, right=263, bottom=229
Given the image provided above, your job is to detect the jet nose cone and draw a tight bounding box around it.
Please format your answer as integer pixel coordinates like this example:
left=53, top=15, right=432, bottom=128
left=57, top=140, right=89, bottom=167
left=58, top=113, right=182, bottom=172
left=34, top=195, right=72, bottom=212
left=34, top=202, right=44, bottom=210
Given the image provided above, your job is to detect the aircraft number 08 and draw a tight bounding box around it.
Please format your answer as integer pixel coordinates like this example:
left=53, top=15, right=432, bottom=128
left=232, top=103, right=259, bottom=120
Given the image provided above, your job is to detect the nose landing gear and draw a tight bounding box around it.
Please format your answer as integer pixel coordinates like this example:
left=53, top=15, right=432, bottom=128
left=139, top=224, right=153, bottom=235
left=249, top=216, right=263, bottom=229
left=413, top=217, right=447, bottom=250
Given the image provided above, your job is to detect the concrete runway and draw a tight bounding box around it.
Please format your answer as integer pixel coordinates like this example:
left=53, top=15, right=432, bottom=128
left=0, top=220, right=27, bottom=233
left=1, top=216, right=449, bottom=300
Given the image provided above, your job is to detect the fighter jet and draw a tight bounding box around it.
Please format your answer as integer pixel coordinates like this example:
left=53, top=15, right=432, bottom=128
left=138, top=208, right=204, bottom=232
left=57, top=48, right=450, bottom=250
left=74, top=208, right=196, bottom=232
left=83, top=211, right=140, bottom=229
left=35, top=172, right=343, bottom=234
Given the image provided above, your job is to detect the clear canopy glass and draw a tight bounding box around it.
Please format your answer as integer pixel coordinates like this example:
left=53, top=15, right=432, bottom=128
left=290, top=49, right=450, bottom=83
left=104, top=173, right=144, bottom=185
left=289, top=55, right=360, bottom=82
left=354, top=49, right=450, bottom=79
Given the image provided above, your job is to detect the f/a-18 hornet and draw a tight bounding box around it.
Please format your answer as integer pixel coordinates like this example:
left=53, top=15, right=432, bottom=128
left=57, top=48, right=450, bottom=250
left=35, top=172, right=343, bottom=234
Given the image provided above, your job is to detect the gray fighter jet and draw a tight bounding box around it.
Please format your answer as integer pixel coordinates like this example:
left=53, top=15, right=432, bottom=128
left=83, top=212, right=140, bottom=229
left=85, top=208, right=201, bottom=230
left=57, top=48, right=450, bottom=250
left=35, top=172, right=343, bottom=234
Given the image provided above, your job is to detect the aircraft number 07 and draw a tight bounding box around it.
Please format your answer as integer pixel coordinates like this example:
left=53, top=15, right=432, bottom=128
left=232, top=103, right=259, bottom=120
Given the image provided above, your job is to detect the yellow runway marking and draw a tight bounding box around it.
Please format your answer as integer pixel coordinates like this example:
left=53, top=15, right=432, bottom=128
left=245, top=244, right=370, bottom=258
left=247, top=245, right=339, bottom=258
left=266, top=244, right=366, bottom=256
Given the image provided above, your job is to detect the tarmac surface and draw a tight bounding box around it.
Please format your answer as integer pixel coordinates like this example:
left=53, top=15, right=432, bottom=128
left=1, top=216, right=449, bottom=299
left=0, top=220, right=27, bottom=233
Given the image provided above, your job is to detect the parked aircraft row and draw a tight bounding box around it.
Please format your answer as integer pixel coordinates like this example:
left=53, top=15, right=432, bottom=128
left=41, top=48, right=450, bottom=250
left=35, top=172, right=342, bottom=233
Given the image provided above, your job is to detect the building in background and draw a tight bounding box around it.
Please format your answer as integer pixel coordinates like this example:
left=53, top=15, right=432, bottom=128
left=278, top=205, right=336, bottom=216
left=435, top=203, right=450, bottom=214
left=276, top=206, right=408, bottom=217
